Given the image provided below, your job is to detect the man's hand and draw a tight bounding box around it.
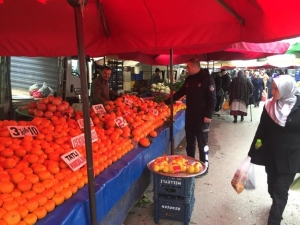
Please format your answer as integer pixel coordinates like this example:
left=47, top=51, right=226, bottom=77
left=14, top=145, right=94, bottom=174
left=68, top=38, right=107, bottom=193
left=204, top=117, right=211, bottom=123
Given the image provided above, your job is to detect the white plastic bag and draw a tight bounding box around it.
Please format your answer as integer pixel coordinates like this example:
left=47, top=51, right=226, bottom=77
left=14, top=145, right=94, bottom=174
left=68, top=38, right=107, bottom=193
left=244, top=163, right=256, bottom=190
left=29, top=83, right=39, bottom=96
left=231, top=156, right=252, bottom=194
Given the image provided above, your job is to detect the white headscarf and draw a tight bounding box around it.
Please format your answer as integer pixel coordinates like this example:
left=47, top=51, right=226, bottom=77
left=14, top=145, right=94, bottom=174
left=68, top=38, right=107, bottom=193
left=265, top=75, right=300, bottom=127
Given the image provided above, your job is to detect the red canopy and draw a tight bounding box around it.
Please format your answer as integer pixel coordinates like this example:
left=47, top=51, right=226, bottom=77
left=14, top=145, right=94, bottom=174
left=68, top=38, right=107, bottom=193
left=0, top=0, right=299, bottom=57
left=113, top=42, right=290, bottom=65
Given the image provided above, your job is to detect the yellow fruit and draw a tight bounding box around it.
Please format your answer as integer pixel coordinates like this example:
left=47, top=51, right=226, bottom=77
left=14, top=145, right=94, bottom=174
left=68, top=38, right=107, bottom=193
left=153, top=165, right=160, bottom=172
left=168, top=165, right=174, bottom=174
left=181, top=165, right=187, bottom=172
left=162, top=166, right=169, bottom=173
left=194, top=165, right=201, bottom=173
left=187, top=166, right=195, bottom=174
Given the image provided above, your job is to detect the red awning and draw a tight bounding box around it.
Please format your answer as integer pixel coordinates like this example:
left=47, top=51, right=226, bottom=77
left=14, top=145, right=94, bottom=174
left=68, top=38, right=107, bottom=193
left=0, top=0, right=299, bottom=57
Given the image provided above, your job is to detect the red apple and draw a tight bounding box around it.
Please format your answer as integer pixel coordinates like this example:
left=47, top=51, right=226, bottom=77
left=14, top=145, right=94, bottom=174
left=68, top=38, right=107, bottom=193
left=28, top=108, right=35, bottom=115
left=44, top=111, right=53, bottom=118
left=37, top=103, right=47, bottom=111
left=47, top=104, right=56, bottom=112
left=28, top=101, right=37, bottom=109
left=56, top=104, right=65, bottom=112
left=52, top=98, right=62, bottom=106
left=34, top=110, right=44, bottom=117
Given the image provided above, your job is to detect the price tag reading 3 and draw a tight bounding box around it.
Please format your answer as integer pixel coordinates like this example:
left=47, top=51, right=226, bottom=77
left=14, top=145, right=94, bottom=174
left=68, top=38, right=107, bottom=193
left=92, top=104, right=106, bottom=116
left=7, top=126, right=39, bottom=138
left=114, top=116, right=127, bottom=128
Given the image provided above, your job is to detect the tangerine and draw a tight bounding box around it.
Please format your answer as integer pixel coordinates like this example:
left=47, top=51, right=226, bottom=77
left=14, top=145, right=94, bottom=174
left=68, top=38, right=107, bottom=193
left=2, top=210, right=21, bottom=225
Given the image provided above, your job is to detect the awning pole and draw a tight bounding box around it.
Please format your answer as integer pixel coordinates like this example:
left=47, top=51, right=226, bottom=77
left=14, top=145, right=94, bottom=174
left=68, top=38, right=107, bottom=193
left=68, top=1, right=98, bottom=224
left=170, top=49, right=174, bottom=155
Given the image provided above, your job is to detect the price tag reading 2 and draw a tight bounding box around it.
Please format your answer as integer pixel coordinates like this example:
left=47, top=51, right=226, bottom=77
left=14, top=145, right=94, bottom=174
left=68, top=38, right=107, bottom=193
left=124, top=98, right=133, bottom=107
left=114, top=116, right=127, bottom=128
left=7, top=126, right=40, bottom=137
left=92, top=104, right=106, bottom=116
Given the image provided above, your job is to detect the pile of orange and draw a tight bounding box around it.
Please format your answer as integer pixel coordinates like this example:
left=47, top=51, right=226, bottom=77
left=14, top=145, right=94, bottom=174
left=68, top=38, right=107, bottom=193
left=0, top=94, right=186, bottom=224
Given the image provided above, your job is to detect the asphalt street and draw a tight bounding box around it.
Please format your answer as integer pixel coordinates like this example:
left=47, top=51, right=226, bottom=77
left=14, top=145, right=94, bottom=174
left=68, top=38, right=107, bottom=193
left=123, top=103, right=300, bottom=225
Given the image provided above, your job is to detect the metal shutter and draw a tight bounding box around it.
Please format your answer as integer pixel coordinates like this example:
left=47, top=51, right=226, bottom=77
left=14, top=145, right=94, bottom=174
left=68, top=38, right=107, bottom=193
left=10, top=57, right=59, bottom=94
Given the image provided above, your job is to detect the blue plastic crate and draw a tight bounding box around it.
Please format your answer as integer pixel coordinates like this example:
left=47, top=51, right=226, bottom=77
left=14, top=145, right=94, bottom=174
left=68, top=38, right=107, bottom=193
left=152, top=173, right=195, bottom=198
left=153, top=193, right=195, bottom=225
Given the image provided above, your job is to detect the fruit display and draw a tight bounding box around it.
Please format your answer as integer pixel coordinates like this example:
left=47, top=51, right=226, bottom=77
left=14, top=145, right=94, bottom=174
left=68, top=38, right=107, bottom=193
left=0, top=94, right=186, bottom=224
left=27, top=96, right=74, bottom=119
left=150, top=155, right=203, bottom=175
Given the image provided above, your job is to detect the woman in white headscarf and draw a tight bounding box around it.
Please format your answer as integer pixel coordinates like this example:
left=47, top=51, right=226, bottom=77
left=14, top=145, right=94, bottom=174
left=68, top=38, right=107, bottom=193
left=248, top=75, right=300, bottom=225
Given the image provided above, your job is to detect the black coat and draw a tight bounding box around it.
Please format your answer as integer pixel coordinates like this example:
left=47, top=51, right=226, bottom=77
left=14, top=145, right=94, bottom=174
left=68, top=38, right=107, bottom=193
left=248, top=96, right=300, bottom=173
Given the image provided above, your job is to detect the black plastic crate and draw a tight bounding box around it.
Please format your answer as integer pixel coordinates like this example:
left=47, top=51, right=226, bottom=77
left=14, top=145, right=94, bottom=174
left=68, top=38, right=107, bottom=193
left=153, top=173, right=195, bottom=198
left=153, top=193, right=195, bottom=225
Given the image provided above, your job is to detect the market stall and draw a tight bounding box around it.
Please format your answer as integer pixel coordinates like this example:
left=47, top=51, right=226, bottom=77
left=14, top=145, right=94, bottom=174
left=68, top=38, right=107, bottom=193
left=33, top=110, right=185, bottom=225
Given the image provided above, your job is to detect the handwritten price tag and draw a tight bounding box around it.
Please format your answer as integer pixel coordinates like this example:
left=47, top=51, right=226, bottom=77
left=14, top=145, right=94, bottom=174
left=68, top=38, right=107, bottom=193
left=7, top=126, right=40, bottom=138
left=92, top=104, right=106, bottom=116
left=61, top=149, right=86, bottom=172
left=124, top=98, right=133, bottom=107
left=77, top=118, right=94, bottom=129
left=71, top=129, right=98, bottom=148
left=114, top=116, right=127, bottom=128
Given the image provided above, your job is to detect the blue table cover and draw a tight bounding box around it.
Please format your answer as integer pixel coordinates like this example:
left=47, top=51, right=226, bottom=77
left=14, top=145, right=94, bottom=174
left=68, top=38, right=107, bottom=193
left=36, top=110, right=186, bottom=225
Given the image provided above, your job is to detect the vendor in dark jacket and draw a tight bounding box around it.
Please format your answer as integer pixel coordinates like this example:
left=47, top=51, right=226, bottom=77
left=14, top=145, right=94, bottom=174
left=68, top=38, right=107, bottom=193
left=162, top=58, right=216, bottom=175
left=248, top=75, right=300, bottom=225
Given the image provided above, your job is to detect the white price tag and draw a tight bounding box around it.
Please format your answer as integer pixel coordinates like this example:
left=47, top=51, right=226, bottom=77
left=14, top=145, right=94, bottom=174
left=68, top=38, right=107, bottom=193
left=61, top=149, right=86, bottom=171
left=176, top=101, right=182, bottom=104
left=7, top=126, right=40, bottom=138
left=77, top=118, right=94, bottom=129
left=92, top=104, right=106, bottom=116
left=124, top=98, right=133, bottom=107
left=114, top=116, right=127, bottom=128
left=70, top=129, right=98, bottom=148
left=140, top=97, right=145, bottom=102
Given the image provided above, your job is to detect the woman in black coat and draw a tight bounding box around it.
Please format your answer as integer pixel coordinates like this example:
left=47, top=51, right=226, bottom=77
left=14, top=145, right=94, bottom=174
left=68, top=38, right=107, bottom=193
left=248, top=75, right=300, bottom=225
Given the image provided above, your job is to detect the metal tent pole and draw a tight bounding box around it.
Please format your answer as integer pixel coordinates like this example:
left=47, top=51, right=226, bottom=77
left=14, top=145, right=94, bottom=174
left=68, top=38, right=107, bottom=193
left=169, top=49, right=174, bottom=155
left=67, top=1, right=97, bottom=224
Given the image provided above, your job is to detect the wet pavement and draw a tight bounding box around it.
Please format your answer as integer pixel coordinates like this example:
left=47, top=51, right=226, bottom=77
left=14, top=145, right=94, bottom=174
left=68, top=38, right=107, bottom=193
left=123, top=104, right=300, bottom=225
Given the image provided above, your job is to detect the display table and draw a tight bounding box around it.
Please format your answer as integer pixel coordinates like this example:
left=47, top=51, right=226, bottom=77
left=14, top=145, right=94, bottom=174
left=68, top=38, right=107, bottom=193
left=36, top=110, right=186, bottom=225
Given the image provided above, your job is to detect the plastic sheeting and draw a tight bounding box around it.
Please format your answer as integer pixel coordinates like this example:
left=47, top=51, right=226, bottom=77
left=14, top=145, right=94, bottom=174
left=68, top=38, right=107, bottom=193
left=36, top=110, right=186, bottom=225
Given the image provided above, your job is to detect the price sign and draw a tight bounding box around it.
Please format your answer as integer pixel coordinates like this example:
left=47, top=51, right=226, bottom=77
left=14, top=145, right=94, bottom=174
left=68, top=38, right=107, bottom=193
left=7, top=126, right=40, bottom=138
left=140, top=97, right=145, bottom=102
left=92, top=104, right=106, bottom=116
left=114, top=116, right=127, bottom=128
left=61, top=149, right=86, bottom=172
left=148, top=109, right=159, bottom=116
left=124, top=98, right=133, bottom=107
left=176, top=101, right=182, bottom=104
left=124, top=111, right=131, bottom=116
left=77, top=118, right=94, bottom=129
left=71, top=129, right=98, bottom=148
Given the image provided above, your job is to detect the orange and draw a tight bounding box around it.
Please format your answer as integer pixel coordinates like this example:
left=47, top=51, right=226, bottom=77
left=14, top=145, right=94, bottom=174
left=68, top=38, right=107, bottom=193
left=32, top=207, right=47, bottom=220
left=14, top=148, right=26, bottom=158
left=3, top=158, right=17, bottom=169
left=17, top=180, right=32, bottom=193
left=51, top=183, right=63, bottom=194
left=43, top=200, right=55, bottom=212
left=11, top=173, right=25, bottom=185
left=54, top=172, right=65, bottom=181
left=15, top=205, right=28, bottom=219
left=14, top=197, right=27, bottom=206
left=37, top=170, right=51, bottom=181
left=32, top=183, right=45, bottom=195
left=10, top=189, right=22, bottom=198
left=31, top=195, right=47, bottom=207
left=25, top=174, right=39, bottom=184
left=2, top=210, right=21, bottom=225
left=1, top=194, right=14, bottom=203
left=21, top=191, right=36, bottom=201
left=47, top=164, right=59, bottom=174
left=139, top=137, right=151, bottom=147
left=42, top=180, right=53, bottom=190
left=0, top=181, right=14, bottom=194
left=52, top=194, right=65, bottom=206
left=149, top=130, right=157, bottom=138
left=22, top=213, right=37, bottom=225
left=2, top=201, right=19, bottom=211
left=68, top=185, right=78, bottom=194
left=23, top=200, right=38, bottom=213
left=0, top=174, right=11, bottom=182
left=64, top=174, right=77, bottom=185
left=0, top=208, right=6, bottom=219
left=20, top=167, right=33, bottom=176
left=75, top=179, right=85, bottom=189
left=61, top=189, right=72, bottom=200
left=59, top=180, right=69, bottom=189
left=41, top=189, right=55, bottom=200
left=26, top=155, right=39, bottom=164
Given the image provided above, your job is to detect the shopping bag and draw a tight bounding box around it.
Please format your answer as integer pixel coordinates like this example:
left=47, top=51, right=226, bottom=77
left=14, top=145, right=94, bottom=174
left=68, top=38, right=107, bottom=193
left=231, top=156, right=251, bottom=194
left=244, top=163, right=256, bottom=190
left=222, top=98, right=230, bottom=110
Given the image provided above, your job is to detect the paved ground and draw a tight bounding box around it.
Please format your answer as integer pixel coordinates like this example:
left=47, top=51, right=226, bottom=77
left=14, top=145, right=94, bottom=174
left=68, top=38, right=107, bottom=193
left=123, top=103, right=300, bottom=225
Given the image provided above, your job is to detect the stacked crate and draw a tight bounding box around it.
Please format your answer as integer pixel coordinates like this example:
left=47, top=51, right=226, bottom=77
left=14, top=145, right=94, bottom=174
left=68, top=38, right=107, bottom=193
left=152, top=173, right=195, bottom=225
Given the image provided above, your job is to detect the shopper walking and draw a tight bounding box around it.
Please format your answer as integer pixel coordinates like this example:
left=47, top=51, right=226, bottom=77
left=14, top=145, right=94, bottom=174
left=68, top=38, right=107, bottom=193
left=251, top=72, right=265, bottom=107
left=248, top=75, right=300, bottom=225
left=229, top=70, right=254, bottom=123
left=161, top=58, right=216, bottom=175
